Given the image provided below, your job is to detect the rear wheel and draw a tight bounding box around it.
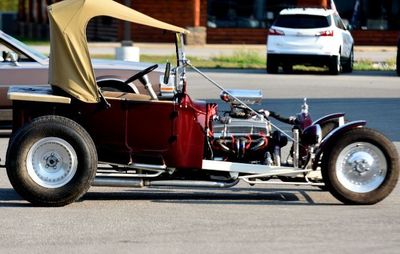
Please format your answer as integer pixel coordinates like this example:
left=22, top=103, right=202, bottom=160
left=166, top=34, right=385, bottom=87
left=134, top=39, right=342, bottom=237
left=342, top=48, right=354, bottom=73
left=282, top=64, right=293, bottom=74
left=322, top=128, right=399, bottom=205
left=328, top=55, right=341, bottom=75
left=267, top=55, right=278, bottom=74
left=396, top=45, right=400, bottom=76
left=6, top=115, right=97, bottom=206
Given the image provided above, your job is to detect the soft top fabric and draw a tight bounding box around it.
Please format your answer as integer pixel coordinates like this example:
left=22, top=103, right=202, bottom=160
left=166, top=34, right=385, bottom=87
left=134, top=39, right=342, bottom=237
left=48, top=0, right=188, bottom=103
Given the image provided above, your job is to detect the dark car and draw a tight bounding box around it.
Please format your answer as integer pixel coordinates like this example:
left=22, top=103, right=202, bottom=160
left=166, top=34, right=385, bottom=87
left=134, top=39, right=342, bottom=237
left=0, top=30, right=163, bottom=127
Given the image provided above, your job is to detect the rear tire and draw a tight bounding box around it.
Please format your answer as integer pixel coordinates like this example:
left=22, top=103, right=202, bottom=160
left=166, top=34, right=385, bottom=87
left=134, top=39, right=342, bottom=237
left=342, top=48, right=354, bottom=73
left=322, top=128, right=399, bottom=205
left=267, top=54, right=278, bottom=74
left=328, top=55, right=341, bottom=75
left=282, top=64, right=293, bottom=74
left=6, top=115, right=97, bottom=206
left=396, top=45, right=400, bottom=76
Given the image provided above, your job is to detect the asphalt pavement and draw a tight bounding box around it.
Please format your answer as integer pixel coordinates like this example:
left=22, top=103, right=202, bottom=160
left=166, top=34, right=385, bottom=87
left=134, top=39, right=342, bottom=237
left=1, top=45, right=399, bottom=253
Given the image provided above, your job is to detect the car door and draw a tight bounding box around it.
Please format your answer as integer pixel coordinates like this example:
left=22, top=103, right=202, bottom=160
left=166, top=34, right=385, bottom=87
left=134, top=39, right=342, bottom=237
left=126, top=100, right=176, bottom=154
left=0, top=42, right=47, bottom=123
left=333, top=14, right=352, bottom=58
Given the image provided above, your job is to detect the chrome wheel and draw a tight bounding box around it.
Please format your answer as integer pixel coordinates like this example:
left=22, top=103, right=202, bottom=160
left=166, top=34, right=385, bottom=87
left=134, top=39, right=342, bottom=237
left=27, top=137, right=78, bottom=188
left=336, top=142, right=387, bottom=193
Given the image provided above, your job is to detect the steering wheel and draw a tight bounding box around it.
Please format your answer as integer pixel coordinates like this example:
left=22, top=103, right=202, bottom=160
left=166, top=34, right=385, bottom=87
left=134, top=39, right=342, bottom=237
left=125, top=64, right=158, bottom=84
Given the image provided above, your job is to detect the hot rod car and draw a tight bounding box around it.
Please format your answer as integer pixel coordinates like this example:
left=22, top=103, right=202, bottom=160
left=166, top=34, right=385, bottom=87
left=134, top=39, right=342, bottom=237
left=4, top=0, right=399, bottom=206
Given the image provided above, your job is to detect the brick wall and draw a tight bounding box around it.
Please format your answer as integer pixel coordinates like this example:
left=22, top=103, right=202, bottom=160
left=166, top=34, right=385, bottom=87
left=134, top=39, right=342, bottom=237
left=126, top=0, right=207, bottom=42
left=297, top=0, right=329, bottom=8
left=352, top=30, right=399, bottom=46
left=208, top=28, right=398, bottom=46
left=207, top=28, right=267, bottom=44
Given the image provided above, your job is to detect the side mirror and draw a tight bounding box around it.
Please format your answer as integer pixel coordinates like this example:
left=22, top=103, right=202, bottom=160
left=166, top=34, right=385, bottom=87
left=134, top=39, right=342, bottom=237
left=163, top=61, right=171, bottom=84
left=346, top=24, right=353, bottom=31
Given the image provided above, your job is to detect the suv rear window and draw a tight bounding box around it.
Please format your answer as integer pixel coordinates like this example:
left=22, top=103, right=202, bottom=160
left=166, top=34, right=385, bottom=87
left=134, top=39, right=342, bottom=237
left=274, top=14, right=331, bottom=29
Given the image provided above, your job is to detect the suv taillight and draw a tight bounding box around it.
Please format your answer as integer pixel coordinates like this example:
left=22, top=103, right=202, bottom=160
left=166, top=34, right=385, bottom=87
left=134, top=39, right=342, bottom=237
left=269, top=28, right=285, bottom=36
left=318, top=30, right=334, bottom=37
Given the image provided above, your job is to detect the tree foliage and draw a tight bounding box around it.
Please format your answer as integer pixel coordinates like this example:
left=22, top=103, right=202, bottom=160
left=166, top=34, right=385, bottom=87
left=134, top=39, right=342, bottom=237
left=0, top=0, right=18, bottom=12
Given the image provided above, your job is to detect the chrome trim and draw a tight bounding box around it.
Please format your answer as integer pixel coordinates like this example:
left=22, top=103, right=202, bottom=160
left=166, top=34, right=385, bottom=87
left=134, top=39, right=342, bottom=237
left=293, top=129, right=300, bottom=168
left=92, top=178, right=239, bottom=188
left=148, top=180, right=239, bottom=188
left=187, top=62, right=296, bottom=143
left=93, top=177, right=144, bottom=187
left=336, top=142, right=387, bottom=193
left=96, top=171, right=164, bottom=178
left=27, top=137, right=78, bottom=188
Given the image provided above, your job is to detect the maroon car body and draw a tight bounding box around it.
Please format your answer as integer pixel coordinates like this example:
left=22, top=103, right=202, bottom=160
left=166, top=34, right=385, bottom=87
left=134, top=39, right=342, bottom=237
left=0, top=30, right=163, bottom=126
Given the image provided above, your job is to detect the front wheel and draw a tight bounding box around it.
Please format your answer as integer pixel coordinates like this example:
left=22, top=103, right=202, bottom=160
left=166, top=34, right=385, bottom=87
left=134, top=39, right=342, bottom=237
left=6, top=115, right=98, bottom=206
left=322, top=128, right=399, bottom=205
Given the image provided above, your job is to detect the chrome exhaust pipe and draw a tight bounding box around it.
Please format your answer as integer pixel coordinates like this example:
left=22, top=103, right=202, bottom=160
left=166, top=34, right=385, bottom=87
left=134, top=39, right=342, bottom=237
left=93, top=176, right=144, bottom=187
left=148, top=180, right=239, bottom=188
left=92, top=176, right=239, bottom=188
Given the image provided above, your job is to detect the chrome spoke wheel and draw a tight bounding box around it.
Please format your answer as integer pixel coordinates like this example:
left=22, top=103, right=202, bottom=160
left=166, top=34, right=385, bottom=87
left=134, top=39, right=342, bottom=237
left=27, top=137, right=78, bottom=188
left=336, top=142, right=387, bottom=193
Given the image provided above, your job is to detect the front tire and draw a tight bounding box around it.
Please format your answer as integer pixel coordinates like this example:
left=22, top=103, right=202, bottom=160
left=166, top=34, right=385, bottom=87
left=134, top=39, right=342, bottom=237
left=322, top=128, right=399, bottom=205
left=6, top=115, right=97, bottom=206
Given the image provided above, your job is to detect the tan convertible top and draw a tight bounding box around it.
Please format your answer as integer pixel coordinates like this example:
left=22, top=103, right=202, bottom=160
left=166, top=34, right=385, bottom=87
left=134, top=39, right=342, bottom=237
left=48, top=0, right=188, bottom=103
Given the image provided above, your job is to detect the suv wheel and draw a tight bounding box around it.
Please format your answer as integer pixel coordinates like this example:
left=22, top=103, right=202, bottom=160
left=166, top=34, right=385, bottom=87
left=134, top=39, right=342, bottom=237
left=396, top=44, right=400, bottom=76
left=342, top=48, right=354, bottom=73
left=329, top=55, right=341, bottom=75
left=267, top=54, right=278, bottom=74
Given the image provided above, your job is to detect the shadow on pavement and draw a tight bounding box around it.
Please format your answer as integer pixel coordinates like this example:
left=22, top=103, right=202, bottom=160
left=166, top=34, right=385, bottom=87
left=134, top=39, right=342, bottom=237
left=0, top=188, right=30, bottom=207
left=84, top=187, right=340, bottom=206
left=0, top=186, right=340, bottom=207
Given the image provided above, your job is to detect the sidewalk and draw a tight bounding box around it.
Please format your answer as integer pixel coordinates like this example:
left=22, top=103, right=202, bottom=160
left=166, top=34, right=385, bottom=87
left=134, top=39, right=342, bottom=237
left=31, top=43, right=397, bottom=62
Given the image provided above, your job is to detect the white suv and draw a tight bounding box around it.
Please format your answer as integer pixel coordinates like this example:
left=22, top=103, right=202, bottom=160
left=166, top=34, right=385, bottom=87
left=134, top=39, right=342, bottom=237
left=267, top=8, right=354, bottom=75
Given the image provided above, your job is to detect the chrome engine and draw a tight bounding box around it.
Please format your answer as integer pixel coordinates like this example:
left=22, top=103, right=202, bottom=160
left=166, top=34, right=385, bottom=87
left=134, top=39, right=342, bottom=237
left=211, top=89, right=275, bottom=163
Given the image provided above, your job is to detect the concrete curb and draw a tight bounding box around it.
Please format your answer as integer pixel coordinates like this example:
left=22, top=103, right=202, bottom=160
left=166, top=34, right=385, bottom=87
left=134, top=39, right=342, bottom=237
left=31, top=44, right=397, bottom=62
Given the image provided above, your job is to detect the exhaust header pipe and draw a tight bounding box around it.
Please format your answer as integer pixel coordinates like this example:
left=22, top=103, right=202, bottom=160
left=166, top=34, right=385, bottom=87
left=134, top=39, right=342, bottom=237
left=92, top=176, right=239, bottom=188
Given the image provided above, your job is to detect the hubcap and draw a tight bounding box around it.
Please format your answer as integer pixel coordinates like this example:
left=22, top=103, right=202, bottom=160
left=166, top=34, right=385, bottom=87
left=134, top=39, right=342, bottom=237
left=27, top=137, right=78, bottom=188
left=336, top=142, right=387, bottom=193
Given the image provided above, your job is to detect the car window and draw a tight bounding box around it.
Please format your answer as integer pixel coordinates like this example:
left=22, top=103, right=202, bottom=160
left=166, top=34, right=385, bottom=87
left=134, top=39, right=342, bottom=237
left=333, top=14, right=346, bottom=30
left=274, top=14, right=331, bottom=29
left=0, top=42, right=32, bottom=62
left=1, top=32, right=47, bottom=62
